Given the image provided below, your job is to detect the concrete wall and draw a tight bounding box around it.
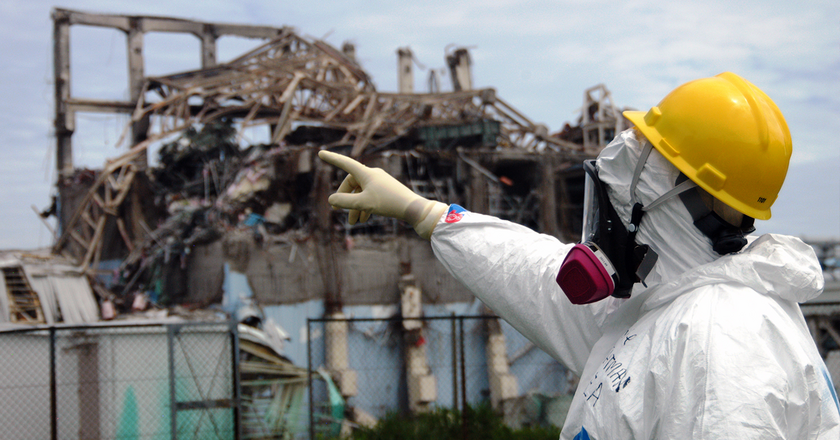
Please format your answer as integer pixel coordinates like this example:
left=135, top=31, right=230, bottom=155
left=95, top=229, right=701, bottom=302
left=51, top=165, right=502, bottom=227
left=191, top=234, right=474, bottom=306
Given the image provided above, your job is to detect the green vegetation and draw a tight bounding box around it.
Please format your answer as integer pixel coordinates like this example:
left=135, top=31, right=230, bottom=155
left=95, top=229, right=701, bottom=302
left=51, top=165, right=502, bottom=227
left=346, top=403, right=561, bottom=440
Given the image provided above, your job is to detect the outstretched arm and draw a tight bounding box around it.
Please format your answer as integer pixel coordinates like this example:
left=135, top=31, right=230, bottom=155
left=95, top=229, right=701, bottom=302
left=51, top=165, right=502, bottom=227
left=319, top=151, right=604, bottom=373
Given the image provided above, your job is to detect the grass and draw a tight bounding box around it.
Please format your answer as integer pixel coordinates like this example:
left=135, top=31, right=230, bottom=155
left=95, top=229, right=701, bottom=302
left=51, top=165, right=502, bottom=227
left=344, top=403, right=561, bottom=440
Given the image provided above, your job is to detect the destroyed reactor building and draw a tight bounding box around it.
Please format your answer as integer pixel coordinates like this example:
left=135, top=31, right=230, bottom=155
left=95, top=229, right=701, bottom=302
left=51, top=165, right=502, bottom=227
left=39, top=8, right=636, bottom=433
left=50, top=9, right=626, bottom=313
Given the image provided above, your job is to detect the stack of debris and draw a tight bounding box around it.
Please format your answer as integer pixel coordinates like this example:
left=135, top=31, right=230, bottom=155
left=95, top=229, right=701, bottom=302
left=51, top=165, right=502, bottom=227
left=238, top=313, right=309, bottom=437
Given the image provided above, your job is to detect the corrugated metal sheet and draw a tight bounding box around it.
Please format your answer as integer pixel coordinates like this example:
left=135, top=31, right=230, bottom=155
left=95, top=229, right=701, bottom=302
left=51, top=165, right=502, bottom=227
left=24, top=264, right=98, bottom=324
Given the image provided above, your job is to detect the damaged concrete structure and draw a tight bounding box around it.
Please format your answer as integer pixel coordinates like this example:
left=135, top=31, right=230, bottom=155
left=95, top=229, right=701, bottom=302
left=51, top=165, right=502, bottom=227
left=49, top=13, right=600, bottom=312
left=50, top=9, right=594, bottom=272
left=40, top=8, right=645, bottom=432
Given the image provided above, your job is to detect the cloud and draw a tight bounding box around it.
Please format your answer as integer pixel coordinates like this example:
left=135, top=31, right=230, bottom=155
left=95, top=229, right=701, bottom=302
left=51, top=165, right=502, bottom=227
left=0, top=0, right=838, bottom=249
left=758, top=155, right=840, bottom=239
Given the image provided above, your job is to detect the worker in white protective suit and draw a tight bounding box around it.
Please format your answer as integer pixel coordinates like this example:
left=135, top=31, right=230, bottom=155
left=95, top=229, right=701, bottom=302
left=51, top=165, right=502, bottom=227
left=318, top=72, right=840, bottom=439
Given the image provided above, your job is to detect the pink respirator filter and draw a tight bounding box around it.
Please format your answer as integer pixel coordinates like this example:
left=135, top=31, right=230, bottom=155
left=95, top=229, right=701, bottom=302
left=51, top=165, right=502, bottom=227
left=556, top=243, right=617, bottom=305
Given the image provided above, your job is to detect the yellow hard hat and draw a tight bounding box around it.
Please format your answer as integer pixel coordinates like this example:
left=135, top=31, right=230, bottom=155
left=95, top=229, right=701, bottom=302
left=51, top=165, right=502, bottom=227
left=623, top=72, right=791, bottom=220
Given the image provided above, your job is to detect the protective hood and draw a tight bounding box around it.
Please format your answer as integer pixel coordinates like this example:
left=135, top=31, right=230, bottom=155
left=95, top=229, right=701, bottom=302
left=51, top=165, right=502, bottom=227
left=597, top=128, right=825, bottom=303
left=643, top=233, right=825, bottom=310
left=596, top=129, right=719, bottom=285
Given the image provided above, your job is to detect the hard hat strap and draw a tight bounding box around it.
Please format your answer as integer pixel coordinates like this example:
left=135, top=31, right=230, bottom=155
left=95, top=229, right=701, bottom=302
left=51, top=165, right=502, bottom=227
left=678, top=175, right=756, bottom=255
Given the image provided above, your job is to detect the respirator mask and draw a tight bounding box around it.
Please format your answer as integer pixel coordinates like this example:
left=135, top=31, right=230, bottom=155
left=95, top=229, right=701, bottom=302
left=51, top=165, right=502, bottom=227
left=555, top=159, right=660, bottom=304
left=556, top=143, right=754, bottom=305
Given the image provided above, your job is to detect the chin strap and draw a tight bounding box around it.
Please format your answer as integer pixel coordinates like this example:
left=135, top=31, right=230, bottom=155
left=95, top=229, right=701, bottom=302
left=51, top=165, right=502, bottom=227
left=676, top=174, right=755, bottom=255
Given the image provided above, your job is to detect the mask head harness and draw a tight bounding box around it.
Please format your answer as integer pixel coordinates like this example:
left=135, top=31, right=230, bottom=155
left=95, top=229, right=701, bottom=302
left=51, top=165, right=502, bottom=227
left=556, top=142, right=711, bottom=305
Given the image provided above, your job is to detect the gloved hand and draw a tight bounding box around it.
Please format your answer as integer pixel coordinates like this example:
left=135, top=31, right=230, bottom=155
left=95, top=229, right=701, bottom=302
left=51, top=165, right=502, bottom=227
left=318, top=150, right=448, bottom=240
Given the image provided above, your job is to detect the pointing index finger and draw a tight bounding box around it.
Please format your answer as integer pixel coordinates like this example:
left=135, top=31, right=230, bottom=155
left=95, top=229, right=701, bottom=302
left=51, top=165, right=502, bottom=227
left=318, top=150, right=368, bottom=176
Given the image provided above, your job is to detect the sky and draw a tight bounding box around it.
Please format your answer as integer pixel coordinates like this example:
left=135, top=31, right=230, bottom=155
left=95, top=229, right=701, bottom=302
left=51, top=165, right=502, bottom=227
left=0, top=0, right=838, bottom=250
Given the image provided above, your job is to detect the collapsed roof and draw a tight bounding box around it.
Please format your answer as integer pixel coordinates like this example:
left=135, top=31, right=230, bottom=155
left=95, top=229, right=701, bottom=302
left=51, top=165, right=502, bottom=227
left=53, top=25, right=588, bottom=266
left=0, top=250, right=98, bottom=326
left=129, top=28, right=578, bottom=157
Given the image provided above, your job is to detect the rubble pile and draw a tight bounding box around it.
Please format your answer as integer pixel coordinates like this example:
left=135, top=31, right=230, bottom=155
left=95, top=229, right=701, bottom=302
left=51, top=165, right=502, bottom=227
left=102, top=125, right=322, bottom=311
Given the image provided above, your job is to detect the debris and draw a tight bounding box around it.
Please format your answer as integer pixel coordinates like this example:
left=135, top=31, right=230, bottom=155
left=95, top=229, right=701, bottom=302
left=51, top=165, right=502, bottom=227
left=239, top=320, right=309, bottom=438
left=0, top=251, right=99, bottom=325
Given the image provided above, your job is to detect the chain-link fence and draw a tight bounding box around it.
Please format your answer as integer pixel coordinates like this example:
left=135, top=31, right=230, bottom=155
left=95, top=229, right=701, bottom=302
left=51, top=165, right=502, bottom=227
left=307, top=315, right=573, bottom=438
left=0, top=322, right=240, bottom=440
left=1, top=316, right=571, bottom=439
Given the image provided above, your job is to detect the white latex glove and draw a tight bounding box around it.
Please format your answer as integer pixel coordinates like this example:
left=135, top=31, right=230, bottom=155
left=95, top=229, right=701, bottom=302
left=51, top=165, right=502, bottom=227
left=318, top=150, right=448, bottom=240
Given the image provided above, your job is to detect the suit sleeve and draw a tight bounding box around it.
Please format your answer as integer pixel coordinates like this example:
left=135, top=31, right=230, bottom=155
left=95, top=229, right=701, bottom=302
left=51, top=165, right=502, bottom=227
left=430, top=206, right=605, bottom=375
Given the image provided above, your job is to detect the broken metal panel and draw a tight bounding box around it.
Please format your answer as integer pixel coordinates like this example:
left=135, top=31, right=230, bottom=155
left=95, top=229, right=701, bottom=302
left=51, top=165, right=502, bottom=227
left=25, top=268, right=99, bottom=325
left=239, top=322, right=308, bottom=438
left=0, top=252, right=100, bottom=325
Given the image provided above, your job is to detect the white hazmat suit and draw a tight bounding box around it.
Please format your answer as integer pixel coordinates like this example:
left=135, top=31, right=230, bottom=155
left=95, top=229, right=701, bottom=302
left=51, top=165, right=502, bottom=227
left=430, top=130, right=840, bottom=439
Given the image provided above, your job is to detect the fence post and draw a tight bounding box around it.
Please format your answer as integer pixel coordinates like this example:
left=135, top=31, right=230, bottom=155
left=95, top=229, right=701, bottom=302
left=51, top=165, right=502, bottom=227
left=460, top=316, right=467, bottom=440
left=168, top=325, right=177, bottom=439
left=307, top=319, right=314, bottom=440
left=451, top=313, right=458, bottom=410
left=50, top=326, right=57, bottom=440
left=231, top=321, right=242, bottom=440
